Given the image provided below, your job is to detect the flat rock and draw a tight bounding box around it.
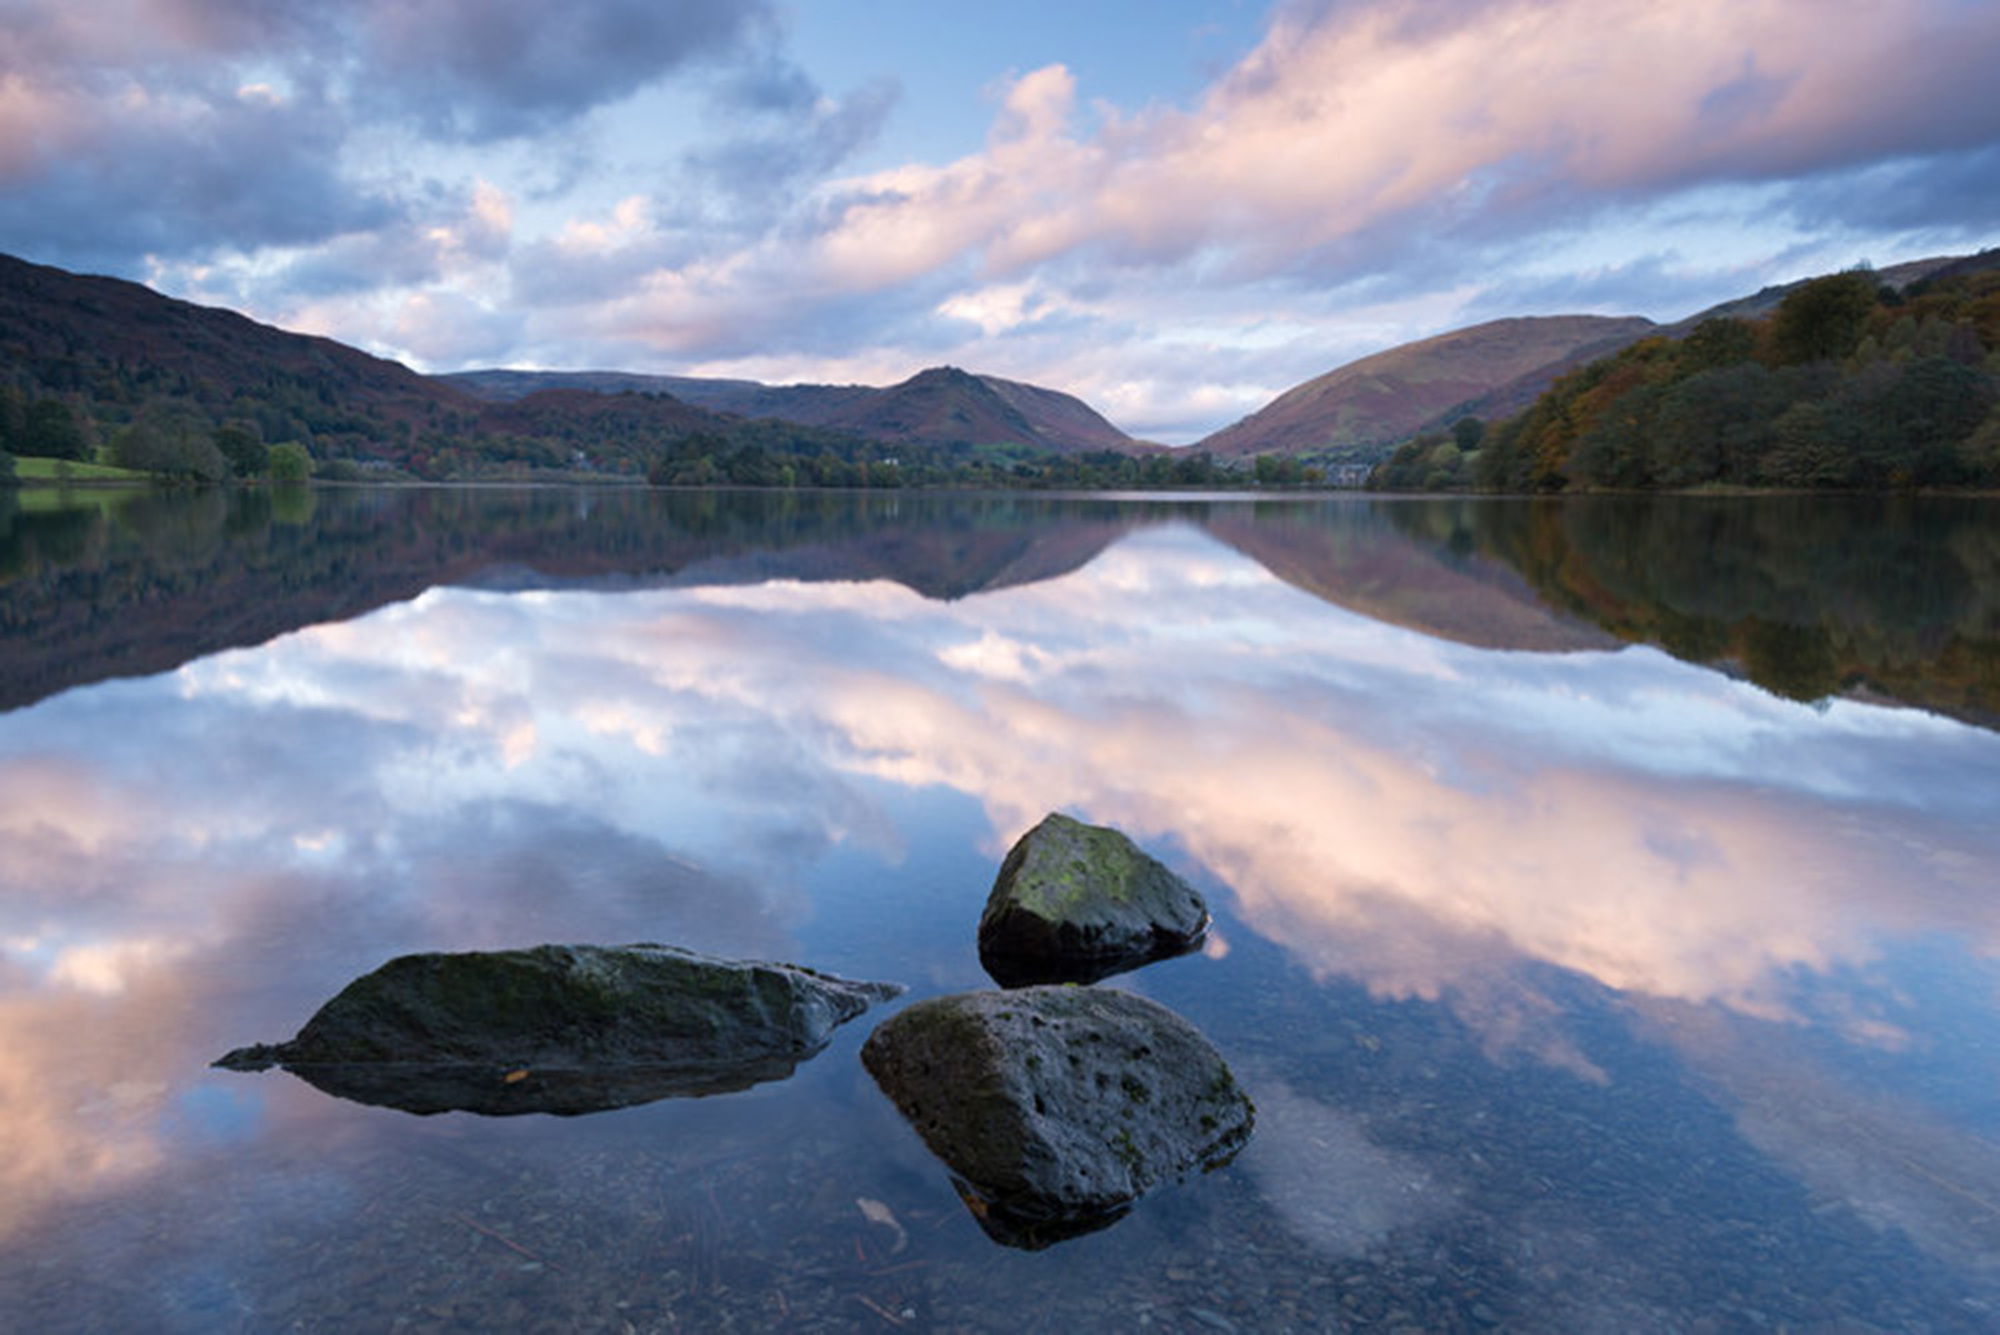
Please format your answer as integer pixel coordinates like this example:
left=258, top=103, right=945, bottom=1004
left=214, top=943, right=902, bottom=1116
left=978, top=812, right=1209, bottom=986
left=861, top=986, right=1253, bottom=1248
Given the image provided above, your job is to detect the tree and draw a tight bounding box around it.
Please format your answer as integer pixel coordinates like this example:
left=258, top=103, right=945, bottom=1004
left=268, top=441, right=314, bottom=482
left=1421, top=441, right=1464, bottom=491
left=1679, top=317, right=1757, bottom=372
left=1770, top=272, right=1879, bottom=366
left=0, top=384, right=22, bottom=455
left=110, top=402, right=227, bottom=480
left=1471, top=417, right=1534, bottom=492
left=214, top=422, right=271, bottom=478
left=22, top=398, right=91, bottom=460
left=1758, top=402, right=1852, bottom=488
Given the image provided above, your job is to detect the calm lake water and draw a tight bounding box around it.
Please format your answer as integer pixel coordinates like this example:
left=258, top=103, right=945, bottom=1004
left=2, top=486, right=1997, bottom=1333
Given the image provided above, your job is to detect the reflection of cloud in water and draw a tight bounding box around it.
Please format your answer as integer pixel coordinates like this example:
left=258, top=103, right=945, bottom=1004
left=1642, top=1000, right=2000, bottom=1279
left=153, top=527, right=2000, bottom=1058
left=4, top=522, right=1996, bottom=1251
left=0, top=972, right=190, bottom=1239
left=1242, top=1078, right=1456, bottom=1257
left=0, top=745, right=792, bottom=1241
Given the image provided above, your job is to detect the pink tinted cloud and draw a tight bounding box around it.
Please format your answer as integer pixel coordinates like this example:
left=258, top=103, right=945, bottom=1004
left=801, top=0, right=2000, bottom=287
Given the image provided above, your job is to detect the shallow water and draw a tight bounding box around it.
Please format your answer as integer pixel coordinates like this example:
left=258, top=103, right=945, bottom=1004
left=2, top=487, right=1996, bottom=1332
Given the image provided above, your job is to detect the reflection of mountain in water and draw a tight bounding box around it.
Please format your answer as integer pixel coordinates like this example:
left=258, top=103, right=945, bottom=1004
left=1205, top=501, right=1616, bottom=653
left=0, top=489, right=1149, bottom=711
left=4, top=488, right=1994, bottom=729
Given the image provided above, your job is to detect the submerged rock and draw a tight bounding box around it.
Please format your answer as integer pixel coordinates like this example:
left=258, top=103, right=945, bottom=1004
left=977, top=812, right=1209, bottom=987
left=861, top=986, right=1253, bottom=1249
left=215, top=943, right=902, bottom=1116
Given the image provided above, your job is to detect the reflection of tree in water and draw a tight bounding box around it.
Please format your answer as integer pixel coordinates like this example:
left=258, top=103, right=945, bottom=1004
left=1395, top=495, right=2000, bottom=722
left=11, top=487, right=1997, bottom=725
left=0, top=502, right=101, bottom=577
left=1739, top=619, right=1843, bottom=704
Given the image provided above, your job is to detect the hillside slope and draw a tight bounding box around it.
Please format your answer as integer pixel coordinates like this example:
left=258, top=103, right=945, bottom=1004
left=1200, top=315, right=1655, bottom=459
left=0, top=252, right=473, bottom=454
left=443, top=366, right=1142, bottom=455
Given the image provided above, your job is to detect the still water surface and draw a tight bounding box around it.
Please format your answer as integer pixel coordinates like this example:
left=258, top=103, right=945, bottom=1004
left=2, top=487, right=1997, bottom=1332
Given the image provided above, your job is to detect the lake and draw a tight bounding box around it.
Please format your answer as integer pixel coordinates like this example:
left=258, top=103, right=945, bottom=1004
left=2, top=486, right=1997, bottom=1332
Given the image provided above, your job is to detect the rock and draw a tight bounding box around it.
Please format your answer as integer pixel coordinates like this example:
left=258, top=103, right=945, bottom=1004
left=214, top=943, right=902, bottom=1116
left=860, top=986, right=1254, bottom=1249
left=977, top=812, right=1209, bottom=987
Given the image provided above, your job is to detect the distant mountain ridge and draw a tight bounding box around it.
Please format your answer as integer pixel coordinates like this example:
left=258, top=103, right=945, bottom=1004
left=443, top=365, right=1144, bottom=455
left=443, top=368, right=872, bottom=421
left=7, top=247, right=1992, bottom=478
left=0, top=251, right=1147, bottom=470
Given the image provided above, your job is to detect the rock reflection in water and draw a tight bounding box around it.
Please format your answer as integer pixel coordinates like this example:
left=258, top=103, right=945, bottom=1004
left=262, top=1053, right=819, bottom=1116
left=215, top=942, right=903, bottom=1117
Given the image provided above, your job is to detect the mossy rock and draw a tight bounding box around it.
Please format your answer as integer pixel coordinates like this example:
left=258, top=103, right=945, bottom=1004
left=977, top=813, right=1209, bottom=986
left=861, top=986, right=1253, bottom=1249
left=214, top=943, right=902, bottom=1115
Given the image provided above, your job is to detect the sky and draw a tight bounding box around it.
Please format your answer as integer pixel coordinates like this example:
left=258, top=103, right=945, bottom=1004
left=4, top=0, right=2000, bottom=442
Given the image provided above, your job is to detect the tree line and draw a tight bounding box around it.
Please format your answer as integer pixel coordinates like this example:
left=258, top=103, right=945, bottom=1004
left=0, top=386, right=312, bottom=483
left=0, top=372, right=1301, bottom=491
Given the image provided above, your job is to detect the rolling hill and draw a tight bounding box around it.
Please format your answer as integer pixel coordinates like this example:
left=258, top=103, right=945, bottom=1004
left=0, top=252, right=469, bottom=447
left=445, top=365, right=1143, bottom=455
left=0, top=253, right=1138, bottom=474
left=11, top=246, right=1990, bottom=484
left=443, top=368, right=876, bottom=423
left=1199, top=315, right=1656, bottom=460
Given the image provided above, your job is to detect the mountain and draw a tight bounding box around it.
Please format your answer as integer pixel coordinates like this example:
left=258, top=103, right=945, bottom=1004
left=0, top=252, right=755, bottom=476
left=0, top=253, right=1136, bottom=479
left=477, top=387, right=722, bottom=442
left=443, top=368, right=876, bottom=423
left=0, top=252, right=471, bottom=448
left=443, top=365, right=1144, bottom=455
left=1198, top=315, right=1656, bottom=460
left=968, top=374, right=1148, bottom=453
left=818, top=365, right=1118, bottom=454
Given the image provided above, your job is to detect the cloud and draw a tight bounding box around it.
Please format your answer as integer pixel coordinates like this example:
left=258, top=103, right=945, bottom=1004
left=686, top=76, right=902, bottom=206
left=351, top=0, right=772, bottom=141
left=0, top=71, right=393, bottom=271
left=0, top=0, right=771, bottom=273
left=788, top=1, right=2000, bottom=291
left=453, top=0, right=1999, bottom=434
left=1780, top=145, right=2000, bottom=237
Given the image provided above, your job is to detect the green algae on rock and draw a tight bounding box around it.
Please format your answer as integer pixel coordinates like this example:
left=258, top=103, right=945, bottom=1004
left=977, top=812, right=1209, bottom=987
left=214, top=943, right=903, bottom=1116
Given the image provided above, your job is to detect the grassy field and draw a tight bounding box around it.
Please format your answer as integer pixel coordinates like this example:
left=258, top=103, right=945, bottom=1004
left=10, top=457, right=153, bottom=514
left=14, top=456, right=151, bottom=484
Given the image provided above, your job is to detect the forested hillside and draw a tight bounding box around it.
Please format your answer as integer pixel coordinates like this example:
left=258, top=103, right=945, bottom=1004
left=0, top=254, right=1145, bottom=487
left=1377, top=258, right=2000, bottom=492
